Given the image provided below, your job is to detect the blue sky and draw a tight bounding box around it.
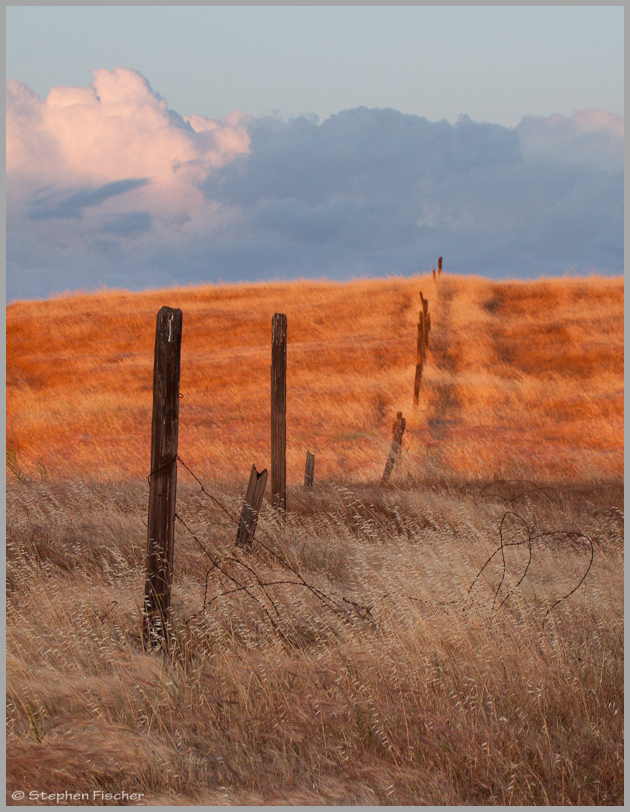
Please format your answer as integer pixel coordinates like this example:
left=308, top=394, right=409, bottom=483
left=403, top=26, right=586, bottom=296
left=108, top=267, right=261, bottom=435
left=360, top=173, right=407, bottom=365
left=6, top=5, right=624, bottom=301
left=7, top=6, right=623, bottom=126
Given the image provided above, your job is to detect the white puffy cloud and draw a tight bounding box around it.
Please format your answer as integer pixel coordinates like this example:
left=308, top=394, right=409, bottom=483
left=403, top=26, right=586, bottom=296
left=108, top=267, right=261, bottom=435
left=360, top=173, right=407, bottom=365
left=6, top=68, right=623, bottom=301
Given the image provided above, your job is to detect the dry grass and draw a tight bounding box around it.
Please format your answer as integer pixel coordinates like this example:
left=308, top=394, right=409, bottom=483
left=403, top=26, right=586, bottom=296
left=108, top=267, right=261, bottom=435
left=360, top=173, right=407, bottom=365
left=6, top=272, right=624, bottom=804
left=6, top=475, right=623, bottom=805
left=7, top=273, right=623, bottom=483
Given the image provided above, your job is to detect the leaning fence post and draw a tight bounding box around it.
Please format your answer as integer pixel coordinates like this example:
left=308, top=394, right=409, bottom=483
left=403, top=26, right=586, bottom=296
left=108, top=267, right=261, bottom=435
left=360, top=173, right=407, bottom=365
left=143, top=306, right=182, bottom=652
left=236, top=465, right=268, bottom=549
left=382, top=414, right=406, bottom=483
left=271, top=313, right=287, bottom=512
left=392, top=411, right=403, bottom=437
left=304, top=451, right=315, bottom=487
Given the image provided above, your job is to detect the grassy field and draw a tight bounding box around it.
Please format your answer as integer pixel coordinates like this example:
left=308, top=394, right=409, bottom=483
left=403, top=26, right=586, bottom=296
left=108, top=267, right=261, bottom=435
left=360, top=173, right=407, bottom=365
left=6, top=273, right=624, bottom=805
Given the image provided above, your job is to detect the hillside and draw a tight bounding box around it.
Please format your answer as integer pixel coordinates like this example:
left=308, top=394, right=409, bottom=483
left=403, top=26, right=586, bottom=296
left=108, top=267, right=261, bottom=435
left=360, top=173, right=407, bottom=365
left=6, top=272, right=624, bottom=805
left=6, top=273, right=624, bottom=484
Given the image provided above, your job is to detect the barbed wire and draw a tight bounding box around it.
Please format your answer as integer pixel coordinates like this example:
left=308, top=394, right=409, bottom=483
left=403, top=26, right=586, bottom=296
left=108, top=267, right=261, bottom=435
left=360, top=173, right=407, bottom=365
left=466, top=509, right=594, bottom=627
left=172, top=455, right=375, bottom=637
left=147, top=457, right=596, bottom=637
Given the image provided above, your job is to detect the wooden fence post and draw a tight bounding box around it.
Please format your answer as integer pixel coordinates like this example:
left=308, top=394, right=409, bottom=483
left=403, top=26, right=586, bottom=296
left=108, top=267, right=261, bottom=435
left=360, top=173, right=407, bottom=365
left=271, top=313, right=287, bottom=512
left=438, top=256, right=442, bottom=276
left=382, top=414, right=406, bottom=483
left=413, top=313, right=424, bottom=408
left=392, top=411, right=403, bottom=437
left=236, top=465, right=268, bottom=549
left=420, top=292, right=430, bottom=353
left=143, top=306, right=182, bottom=652
left=304, top=451, right=315, bottom=487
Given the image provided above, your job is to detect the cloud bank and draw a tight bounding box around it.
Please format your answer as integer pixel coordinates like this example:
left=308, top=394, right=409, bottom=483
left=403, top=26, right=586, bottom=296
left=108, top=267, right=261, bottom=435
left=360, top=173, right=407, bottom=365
left=6, top=68, right=624, bottom=301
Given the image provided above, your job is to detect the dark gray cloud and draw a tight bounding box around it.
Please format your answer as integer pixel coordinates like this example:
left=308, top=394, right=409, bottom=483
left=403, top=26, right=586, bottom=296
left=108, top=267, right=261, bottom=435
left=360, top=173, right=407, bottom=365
left=100, top=211, right=153, bottom=238
left=6, top=95, right=623, bottom=302
left=29, top=178, right=150, bottom=220
left=194, top=106, right=622, bottom=281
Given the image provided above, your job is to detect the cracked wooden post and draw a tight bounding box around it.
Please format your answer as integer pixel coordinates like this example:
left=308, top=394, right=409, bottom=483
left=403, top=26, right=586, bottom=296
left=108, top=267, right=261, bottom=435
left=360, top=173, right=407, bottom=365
left=271, top=313, right=287, bottom=513
left=236, top=465, right=268, bottom=549
left=143, top=306, right=182, bottom=652
left=382, top=414, right=406, bottom=483
left=304, top=451, right=315, bottom=487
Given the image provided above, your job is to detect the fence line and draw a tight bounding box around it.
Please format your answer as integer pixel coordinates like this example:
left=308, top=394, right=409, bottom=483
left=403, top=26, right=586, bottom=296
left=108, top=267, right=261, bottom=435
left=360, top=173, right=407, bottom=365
left=142, top=271, right=436, bottom=647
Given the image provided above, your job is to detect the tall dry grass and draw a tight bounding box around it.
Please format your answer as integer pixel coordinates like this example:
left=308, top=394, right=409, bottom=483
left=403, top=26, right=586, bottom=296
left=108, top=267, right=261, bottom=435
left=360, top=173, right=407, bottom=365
left=6, top=272, right=624, bottom=804
left=6, top=474, right=623, bottom=805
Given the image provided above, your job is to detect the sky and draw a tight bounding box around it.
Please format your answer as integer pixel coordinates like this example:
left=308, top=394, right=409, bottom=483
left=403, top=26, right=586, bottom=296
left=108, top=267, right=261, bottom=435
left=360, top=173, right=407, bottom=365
left=5, top=5, right=624, bottom=302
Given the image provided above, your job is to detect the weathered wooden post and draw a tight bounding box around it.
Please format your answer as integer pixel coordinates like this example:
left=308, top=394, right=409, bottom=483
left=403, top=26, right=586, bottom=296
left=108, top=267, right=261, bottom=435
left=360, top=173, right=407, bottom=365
left=438, top=256, right=442, bottom=276
left=382, top=414, right=406, bottom=483
left=143, top=306, right=182, bottom=652
left=271, top=313, right=287, bottom=512
left=304, top=451, right=315, bottom=487
left=236, top=465, right=268, bottom=549
left=413, top=313, right=424, bottom=408
left=392, top=411, right=404, bottom=437
left=420, top=292, right=430, bottom=355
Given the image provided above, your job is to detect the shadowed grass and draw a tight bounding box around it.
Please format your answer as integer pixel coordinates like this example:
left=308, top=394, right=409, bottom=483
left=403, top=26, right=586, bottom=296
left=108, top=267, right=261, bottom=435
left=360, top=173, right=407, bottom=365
left=6, top=474, right=623, bottom=806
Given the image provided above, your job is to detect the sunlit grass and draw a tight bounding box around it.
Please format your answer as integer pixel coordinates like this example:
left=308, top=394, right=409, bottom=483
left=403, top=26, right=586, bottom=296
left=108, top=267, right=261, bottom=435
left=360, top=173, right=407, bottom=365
left=7, top=273, right=623, bottom=483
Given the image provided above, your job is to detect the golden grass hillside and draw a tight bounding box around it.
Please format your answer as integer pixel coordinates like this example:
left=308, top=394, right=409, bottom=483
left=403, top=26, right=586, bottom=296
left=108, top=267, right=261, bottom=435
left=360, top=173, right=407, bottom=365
left=6, top=273, right=624, bottom=805
left=6, top=273, right=623, bottom=484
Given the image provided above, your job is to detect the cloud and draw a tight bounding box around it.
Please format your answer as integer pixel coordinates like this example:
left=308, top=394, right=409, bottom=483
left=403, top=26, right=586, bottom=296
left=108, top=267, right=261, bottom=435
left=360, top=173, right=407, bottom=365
left=29, top=178, right=150, bottom=219
left=6, top=68, right=623, bottom=301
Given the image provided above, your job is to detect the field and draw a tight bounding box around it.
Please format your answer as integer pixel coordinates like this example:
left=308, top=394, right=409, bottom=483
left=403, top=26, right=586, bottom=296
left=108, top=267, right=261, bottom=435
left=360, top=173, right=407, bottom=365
left=6, top=273, right=624, bottom=805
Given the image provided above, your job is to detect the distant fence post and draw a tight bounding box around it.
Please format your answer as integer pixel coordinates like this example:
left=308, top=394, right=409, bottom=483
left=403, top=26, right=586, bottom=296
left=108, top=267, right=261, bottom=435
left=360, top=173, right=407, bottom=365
left=382, top=414, right=406, bottom=483
left=420, top=292, right=430, bottom=354
left=438, top=256, right=443, bottom=276
left=413, top=312, right=425, bottom=408
left=143, top=306, right=183, bottom=652
left=236, top=465, right=268, bottom=549
left=271, top=313, right=287, bottom=512
left=304, top=451, right=315, bottom=487
left=391, top=411, right=404, bottom=437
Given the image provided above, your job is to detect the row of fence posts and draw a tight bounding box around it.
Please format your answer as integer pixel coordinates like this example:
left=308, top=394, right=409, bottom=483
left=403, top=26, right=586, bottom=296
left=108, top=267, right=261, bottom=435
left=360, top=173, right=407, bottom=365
left=387, top=257, right=441, bottom=481
left=413, top=259, right=440, bottom=409
left=143, top=260, right=441, bottom=649
left=142, top=308, right=318, bottom=649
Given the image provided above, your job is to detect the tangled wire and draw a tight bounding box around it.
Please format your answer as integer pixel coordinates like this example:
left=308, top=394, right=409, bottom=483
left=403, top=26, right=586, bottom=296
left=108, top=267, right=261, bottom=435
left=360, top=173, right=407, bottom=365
left=167, top=460, right=595, bottom=641
left=466, top=509, right=594, bottom=627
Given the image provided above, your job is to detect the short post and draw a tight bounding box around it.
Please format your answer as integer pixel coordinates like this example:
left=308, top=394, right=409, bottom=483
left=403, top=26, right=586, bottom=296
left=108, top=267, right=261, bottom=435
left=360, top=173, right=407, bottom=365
left=438, top=256, right=442, bottom=276
left=143, top=306, right=183, bottom=652
left=271, top=313, right=287, bottom=512
left=432, top=269, right=436, bottom=281
left=236, top=465, right=268, bottom=549
left=392, top=411, right=403, bottom=437
left=382, top=414, right=406, bottom=483
left=304, top=451, right=315, bottom=487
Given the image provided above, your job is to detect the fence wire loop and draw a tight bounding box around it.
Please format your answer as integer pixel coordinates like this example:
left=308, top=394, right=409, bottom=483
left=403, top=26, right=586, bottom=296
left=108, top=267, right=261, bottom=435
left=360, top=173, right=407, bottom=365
left=173, top=456, right=374, bottom=640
